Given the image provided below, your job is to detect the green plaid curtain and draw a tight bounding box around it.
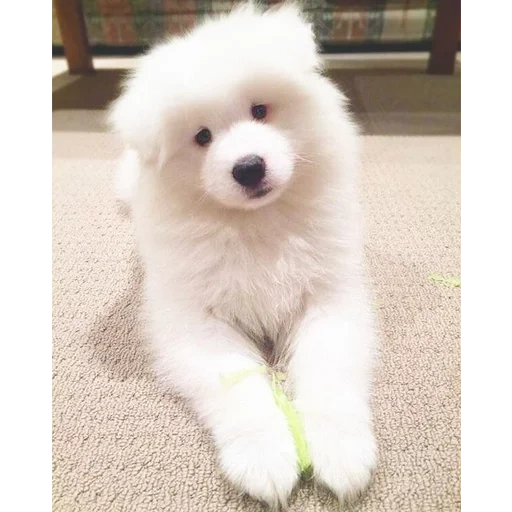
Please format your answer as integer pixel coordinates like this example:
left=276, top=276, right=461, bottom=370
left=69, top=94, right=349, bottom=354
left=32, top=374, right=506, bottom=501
left=53, top=1, right=438, bottom=47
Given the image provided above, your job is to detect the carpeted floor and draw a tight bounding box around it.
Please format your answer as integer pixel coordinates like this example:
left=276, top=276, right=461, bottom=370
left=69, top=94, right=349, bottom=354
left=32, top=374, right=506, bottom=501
left=52, top=66, right=461, bottom=511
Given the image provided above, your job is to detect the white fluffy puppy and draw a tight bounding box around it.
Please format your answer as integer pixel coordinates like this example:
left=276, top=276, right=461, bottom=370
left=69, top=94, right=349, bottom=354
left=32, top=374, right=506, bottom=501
left=110, top=2, right=377, bottom=507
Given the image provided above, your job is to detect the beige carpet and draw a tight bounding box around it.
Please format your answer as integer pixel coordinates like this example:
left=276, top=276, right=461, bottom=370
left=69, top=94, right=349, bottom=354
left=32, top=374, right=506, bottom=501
left=53, top=67, right=461, bottom=511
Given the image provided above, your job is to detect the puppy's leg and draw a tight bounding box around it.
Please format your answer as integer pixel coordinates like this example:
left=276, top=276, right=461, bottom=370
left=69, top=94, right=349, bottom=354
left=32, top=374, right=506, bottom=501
left=289, top=282, right=377, bottom=502
left=114, top=148, right=140, bottom=205
left=148, top=299, right=299, bottom=507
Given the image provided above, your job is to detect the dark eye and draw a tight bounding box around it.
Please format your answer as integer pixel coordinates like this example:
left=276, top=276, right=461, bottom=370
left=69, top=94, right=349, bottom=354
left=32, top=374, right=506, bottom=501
left=251, top=104, right=267, bottom=120
left=195, top=128, right=212, bottom=146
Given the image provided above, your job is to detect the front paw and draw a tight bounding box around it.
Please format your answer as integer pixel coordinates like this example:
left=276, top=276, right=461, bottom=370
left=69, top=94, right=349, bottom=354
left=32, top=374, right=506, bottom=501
left=302, top=411, right=377, bottom=502
left=217, top=420, right=299, bottom=508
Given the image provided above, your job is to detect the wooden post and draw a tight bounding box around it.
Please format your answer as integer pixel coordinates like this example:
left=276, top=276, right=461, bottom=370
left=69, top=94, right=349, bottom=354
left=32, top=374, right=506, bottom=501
left=54, top=0, right=94, bottom=74
left=427, top=0, right=461, bottom=75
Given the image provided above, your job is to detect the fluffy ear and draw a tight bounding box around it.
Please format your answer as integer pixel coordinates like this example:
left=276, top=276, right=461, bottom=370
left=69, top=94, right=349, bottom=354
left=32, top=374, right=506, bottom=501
left=108, top=57, right=167, bottom=165
left=264, top=1, right=321, bottom=72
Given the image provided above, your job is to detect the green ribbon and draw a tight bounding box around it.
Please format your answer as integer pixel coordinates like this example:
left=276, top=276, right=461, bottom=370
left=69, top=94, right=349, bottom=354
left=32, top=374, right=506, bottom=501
left=428, top=273, right=461, bottom=288
left=221, top=365, right=312, bottom=475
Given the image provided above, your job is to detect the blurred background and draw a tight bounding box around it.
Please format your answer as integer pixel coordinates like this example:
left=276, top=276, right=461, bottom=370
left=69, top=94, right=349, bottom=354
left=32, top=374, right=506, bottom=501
left=52, top=0, right=460, bottom=74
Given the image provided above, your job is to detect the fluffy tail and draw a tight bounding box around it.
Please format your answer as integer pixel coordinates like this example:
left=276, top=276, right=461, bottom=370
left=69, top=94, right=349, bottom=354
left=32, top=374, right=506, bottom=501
left=114, top=148, right=140, bottom=205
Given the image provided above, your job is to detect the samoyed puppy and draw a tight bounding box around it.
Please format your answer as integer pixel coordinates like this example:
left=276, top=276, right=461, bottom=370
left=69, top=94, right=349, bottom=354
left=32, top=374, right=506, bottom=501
left=109, top=2, right=377, bottom=507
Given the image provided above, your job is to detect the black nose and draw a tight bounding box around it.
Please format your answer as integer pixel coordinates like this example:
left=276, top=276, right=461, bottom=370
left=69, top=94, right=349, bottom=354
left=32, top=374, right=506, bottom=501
left=232, top=155, right=266, bottom=187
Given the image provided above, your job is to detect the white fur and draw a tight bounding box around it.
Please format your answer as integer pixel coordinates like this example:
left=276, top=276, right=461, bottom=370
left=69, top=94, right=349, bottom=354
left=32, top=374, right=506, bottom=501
left=109, top=2, right=377, bottom=507
left=114, top=148, right=139, bottom=203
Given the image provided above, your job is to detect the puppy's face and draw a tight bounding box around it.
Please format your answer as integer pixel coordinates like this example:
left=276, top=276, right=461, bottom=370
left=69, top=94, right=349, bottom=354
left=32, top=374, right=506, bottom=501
left=195, top=99, right=292, bottom=209
left=110, top=4, right=328, bottom=211
left=169, top=72, right=313, bottom=210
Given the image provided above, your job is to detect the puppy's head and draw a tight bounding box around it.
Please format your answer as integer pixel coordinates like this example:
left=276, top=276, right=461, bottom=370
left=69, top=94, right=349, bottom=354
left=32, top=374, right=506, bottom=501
left=110, top=3, right=338, bottom=211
